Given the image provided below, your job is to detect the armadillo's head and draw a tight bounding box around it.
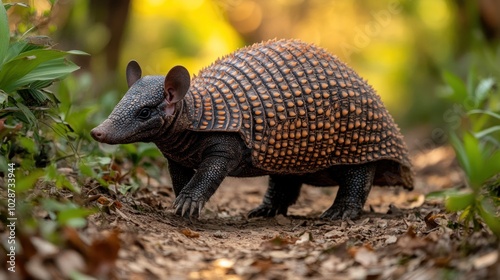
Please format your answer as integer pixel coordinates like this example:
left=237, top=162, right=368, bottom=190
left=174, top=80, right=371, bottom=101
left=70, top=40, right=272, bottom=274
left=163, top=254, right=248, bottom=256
left=90, top=61, right=190, bottom=144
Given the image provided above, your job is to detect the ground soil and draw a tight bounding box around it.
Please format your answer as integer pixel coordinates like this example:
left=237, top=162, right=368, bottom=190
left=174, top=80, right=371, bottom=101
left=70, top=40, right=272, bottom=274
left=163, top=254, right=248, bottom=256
left=1, top=145, right=499, bottom=280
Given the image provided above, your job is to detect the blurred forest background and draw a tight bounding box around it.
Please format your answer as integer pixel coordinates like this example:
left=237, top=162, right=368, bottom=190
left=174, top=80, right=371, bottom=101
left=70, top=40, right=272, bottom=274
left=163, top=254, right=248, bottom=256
left=6, top=0, right=500, bottom=133
left=2, top=1, right=500, bottom=278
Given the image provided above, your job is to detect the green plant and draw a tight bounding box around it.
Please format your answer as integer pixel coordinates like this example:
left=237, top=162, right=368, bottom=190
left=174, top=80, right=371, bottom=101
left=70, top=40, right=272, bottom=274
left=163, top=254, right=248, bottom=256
left=0, top=2, right=87, bottom=173
left=0, top=1, right=93, bottom=242
left=435, top=70, right=500, bottom=237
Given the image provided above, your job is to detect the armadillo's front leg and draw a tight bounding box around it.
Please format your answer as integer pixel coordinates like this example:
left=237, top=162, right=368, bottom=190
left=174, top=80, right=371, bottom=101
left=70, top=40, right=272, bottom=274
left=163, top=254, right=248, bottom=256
left=168, top=160, right=195, bottom=196
left=173, top=135, right=242, bottom=218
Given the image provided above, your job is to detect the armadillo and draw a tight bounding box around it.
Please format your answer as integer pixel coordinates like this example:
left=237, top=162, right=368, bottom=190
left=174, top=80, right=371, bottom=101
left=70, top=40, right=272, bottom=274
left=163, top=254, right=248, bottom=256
left=91, top=39, right=413, bottom=220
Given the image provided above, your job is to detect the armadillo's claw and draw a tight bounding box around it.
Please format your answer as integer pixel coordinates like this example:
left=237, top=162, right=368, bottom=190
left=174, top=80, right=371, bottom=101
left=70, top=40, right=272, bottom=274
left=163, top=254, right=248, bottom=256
left=189, top=200, right=197, bottom=217
left=173, top=193, right=205, bottom=219
left=248, top=203, right=288, bottom=218
left=320, top=203, right=362, bottom=220
left=198, top=201, right=204, bottom=217
left=181, top=198, right=191, bottom=217
left=173, top=196, right=185, bottom=214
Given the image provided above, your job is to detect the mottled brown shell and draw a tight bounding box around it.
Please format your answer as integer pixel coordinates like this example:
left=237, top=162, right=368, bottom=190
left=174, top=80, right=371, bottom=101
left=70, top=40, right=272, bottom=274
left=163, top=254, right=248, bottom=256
left=184, top=39, right=412, bottom=188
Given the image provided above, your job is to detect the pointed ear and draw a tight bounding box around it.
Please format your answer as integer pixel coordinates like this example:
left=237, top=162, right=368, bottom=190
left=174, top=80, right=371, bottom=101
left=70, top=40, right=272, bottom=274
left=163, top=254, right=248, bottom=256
left=164, top=65, right=190, bottom=105
left=126, top=60, right=142, bottom=88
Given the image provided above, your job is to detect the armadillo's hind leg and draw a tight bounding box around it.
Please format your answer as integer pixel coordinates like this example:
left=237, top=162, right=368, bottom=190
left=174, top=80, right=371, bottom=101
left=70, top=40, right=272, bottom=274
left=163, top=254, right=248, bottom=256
left=248, top=175, right=302, bottom=218
left=321, top=163, right=376, bottom=220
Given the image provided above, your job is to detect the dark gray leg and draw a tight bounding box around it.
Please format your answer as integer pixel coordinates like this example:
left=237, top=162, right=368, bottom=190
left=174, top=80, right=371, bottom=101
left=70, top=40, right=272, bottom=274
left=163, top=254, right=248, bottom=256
left=173, top=135, right=243, bottom=219
left=168, top=160, right=195, bottom=196
left=320, top=163, right=376, bottom=220
left=173, top=155, right=236, bottom=218
left=248, top=175, right=302, bottom=218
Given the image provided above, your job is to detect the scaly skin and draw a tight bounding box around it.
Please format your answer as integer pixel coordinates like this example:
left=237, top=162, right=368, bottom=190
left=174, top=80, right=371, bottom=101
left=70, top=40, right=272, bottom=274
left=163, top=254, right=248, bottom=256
left=247, top=163, right=376, bottom=220
left=248, top=175, right=303, bottom=218
left=91, top=39, right=414, bottom=221
left=169, top=134, right=243, bottom=217
left=320, top=163, right=376, bottom=220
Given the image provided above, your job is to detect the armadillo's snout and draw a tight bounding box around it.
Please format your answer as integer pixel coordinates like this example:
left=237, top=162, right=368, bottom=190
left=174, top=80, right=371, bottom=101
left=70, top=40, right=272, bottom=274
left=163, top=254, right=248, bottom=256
left=90, top=119, right=114, bottom=143
left=90, top=126, right=106, bottom=142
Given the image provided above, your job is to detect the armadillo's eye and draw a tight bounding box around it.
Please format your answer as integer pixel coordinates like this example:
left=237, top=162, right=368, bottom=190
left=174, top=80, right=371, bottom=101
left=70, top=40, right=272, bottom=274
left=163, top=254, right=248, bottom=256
left=138, top=108, right=151, bottom=120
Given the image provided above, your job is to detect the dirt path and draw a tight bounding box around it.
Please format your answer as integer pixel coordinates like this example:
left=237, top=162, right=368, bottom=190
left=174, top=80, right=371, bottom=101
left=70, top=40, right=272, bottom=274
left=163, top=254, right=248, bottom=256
left=3, top=146, right=498, bottom=279
left=80, top=146, right=498, bottom=279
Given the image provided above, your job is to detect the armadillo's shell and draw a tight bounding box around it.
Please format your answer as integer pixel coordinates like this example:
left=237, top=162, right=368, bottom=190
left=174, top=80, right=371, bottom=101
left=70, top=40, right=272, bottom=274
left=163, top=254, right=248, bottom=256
left=184, top=39, right=413, bottom=188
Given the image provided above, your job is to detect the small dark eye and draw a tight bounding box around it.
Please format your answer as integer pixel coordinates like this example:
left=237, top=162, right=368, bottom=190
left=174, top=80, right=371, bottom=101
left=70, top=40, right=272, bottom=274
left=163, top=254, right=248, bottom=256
left=138, top=108, right=151, bottom=119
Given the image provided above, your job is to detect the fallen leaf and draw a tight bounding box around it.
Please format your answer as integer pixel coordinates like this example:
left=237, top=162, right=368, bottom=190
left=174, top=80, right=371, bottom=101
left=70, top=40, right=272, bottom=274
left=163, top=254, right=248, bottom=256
left=251, top=258, right=273, bottom=273
left=57, top=168, right=73, bottom=175
left=113, top=200, right=123, bottom=209
left=385, top=235, right=398, bottom=245
left=97, top=196, right=110, bottom=205
left=472, top=251, right=498, bottom=270
left=396, top=226, right=428, bottom=250
left=30, top=236, right=58, bottom=256
left=25, top=256, right=52, bottom=280
left=348, top=266, right=368, bottom=279
left=87, top=229, right=121, bottom=278
left=325, top=229, right=344, bottom=239
left=181, top=228, right=200, bottom=238
left=55, top=250, right=85, bottom=278
left=269, top=250, right=292, bottom=259
left=408, top=194, right=425, bottom=208
left=296, top=232, right=312, bottom=245
left=64, top=227, right=88, bottom=255
left=434, top=256, right=451, bottom=267
left=424, top=212, right=446, bottom=230
left=261, top=235, right=297, bottom=250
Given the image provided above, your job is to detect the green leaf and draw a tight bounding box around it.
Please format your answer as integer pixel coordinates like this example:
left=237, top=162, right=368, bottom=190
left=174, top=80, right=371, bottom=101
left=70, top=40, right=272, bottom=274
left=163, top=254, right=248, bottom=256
left=41, top=198, right=74, bottom=212
left=426, top=189, right=460, bottom=199
left=466, top=66, right=476, bottom=99
left=122, top=144, right=137, bottom=154
left=445, top=192, right=475, bottom=211
left=57, top=208, right=95, bottom=227
left=0, top=49, right=70, bottom=92
left=66, top=50, right=90, bottom=56
left=0, top=90, right=7, bottom=104
left=462, top=132, right=483, bottom=187
left=480, top=151, right=500, bottom=186
left=17, top=88, right=50, bottom=105
left=16, top=169, right=45, bottom=192
left=98, top=143, right=119, bottom=154
left=478, top=200, right=500, bottom=237
left=99, top=157, right=112, bottom=166
left=450, top=133, right=470, bottom=176
left=18, top=136, right=36, bottom=153
left=16, top=102, right=37, bottom=127
left=1, top=41, right=28, bottom=66
left=474, top=78, right=495, bottom=107
left=0, top=154, right=7, bottom=173
left=474, top=126, right=500, bottom=139
left=12, top=58, right=80, bottom=89
left=138, top=143, right=161, bottom=158
left=468, top=109, right=500, bottom=121
left=3, top=3, right=29, bottom=11
left=0, top=1, right=9, bottom=66
left=442, top=71, right=468, bottom=103
left=78, top=161, right=95, bottom=177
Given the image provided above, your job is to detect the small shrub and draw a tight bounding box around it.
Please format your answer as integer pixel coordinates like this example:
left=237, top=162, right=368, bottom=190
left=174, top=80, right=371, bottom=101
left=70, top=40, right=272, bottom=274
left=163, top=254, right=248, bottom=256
left=435, top=70, right=500, bottom=237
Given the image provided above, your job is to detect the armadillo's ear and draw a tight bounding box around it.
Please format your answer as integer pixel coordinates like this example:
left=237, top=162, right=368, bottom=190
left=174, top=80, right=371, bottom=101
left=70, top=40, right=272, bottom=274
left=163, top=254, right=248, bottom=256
left=164, top=65, right=190, bottom=105
left=126, top=60, right=142, bottom=88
